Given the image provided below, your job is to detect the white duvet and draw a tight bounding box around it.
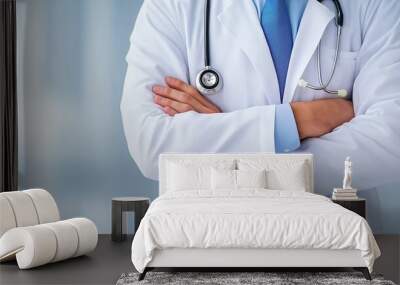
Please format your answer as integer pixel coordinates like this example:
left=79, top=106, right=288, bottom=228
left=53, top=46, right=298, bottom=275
left=131, top=190, right=380, bottom=273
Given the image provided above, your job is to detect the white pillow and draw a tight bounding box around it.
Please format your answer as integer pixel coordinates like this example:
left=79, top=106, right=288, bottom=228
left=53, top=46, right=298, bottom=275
left=236, top=169, right=267, bottom=189
left=238, top=159, right=310, bottom=192
left=166, top=160, right=235, bottom=191
left=211, top=168, right=267, bottom=190
left=211, top=169, right=236, bottom=189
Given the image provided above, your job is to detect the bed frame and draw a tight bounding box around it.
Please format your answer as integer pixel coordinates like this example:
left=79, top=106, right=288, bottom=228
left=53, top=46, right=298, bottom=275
left=140, top=248, right=371, bottom=280
left=139, top=153, right=372, bottom=281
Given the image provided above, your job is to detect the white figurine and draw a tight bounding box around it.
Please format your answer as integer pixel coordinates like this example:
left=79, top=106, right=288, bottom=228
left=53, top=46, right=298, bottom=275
left=342, top=156, right=353, bottom=190
left=332, top=157, right=358, bottom=200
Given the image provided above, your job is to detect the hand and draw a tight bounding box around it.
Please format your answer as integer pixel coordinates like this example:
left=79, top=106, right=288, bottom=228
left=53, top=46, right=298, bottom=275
left=291, top=99, right=354, bottom=140
left=152, top=77, right=221, bottom=116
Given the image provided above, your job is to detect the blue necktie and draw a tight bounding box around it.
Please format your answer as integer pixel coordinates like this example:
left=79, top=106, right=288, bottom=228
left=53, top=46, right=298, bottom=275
left=261, top=0, right=293, bottom=102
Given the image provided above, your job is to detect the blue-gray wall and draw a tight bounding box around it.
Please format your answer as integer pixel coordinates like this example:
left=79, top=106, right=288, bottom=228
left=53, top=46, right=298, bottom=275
left=16, top=0, right=399, bottom=234
left=16, top=0, right=157, bottom=234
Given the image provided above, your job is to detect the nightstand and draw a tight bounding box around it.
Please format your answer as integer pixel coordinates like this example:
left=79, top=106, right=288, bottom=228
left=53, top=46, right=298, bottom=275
left=112, top=197, right=150, bottom=242
left=332, top=198, right=366, bottom=218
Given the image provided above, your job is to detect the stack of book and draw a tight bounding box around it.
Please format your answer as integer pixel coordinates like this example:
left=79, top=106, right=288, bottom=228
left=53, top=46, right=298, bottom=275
left=332, top=188, right=358, bottom=200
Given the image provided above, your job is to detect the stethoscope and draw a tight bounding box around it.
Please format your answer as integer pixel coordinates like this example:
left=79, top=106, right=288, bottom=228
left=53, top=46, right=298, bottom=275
left=196, top=0, right=348, bottom=98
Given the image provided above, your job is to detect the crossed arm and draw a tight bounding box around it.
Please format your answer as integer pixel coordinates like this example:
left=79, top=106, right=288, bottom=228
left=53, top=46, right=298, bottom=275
left=152, top=76, right=354, bottom=140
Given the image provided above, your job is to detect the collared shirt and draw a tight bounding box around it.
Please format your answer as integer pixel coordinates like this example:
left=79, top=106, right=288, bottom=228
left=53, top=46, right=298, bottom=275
left=253, top=0, right=308, bottom=152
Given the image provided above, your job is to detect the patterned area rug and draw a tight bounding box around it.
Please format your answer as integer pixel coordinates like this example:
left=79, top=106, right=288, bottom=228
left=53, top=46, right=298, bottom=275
left=116, top=272, right=396, bottom=285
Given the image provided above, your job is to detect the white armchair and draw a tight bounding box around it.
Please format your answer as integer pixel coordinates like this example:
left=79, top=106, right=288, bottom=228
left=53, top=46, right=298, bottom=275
left=0, top=189, right=98, bottom=269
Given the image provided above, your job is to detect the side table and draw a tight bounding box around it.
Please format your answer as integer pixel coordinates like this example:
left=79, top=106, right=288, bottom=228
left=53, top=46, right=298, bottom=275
left=112, top=197, right=150, bottom=242
left=332, top=198, right=366, bottom=218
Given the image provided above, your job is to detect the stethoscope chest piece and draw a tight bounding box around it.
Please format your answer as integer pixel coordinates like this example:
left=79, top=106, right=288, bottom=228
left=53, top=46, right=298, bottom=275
left=196, top=66, right=223, bottom=95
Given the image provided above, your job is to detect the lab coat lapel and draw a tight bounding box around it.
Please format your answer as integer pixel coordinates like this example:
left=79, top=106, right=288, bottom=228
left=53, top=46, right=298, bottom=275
left=283, top=0, right=335, bottom=103
left=218, top=0, right=281, bottom=104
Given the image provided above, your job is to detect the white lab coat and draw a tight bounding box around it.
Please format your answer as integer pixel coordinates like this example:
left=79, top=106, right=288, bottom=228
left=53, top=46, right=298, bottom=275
left=121, top=0, right=400, bottom=191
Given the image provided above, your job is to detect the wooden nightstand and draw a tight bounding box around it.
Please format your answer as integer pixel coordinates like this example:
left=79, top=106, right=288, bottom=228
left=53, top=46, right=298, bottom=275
left=332, top=198, right=366, bottom=218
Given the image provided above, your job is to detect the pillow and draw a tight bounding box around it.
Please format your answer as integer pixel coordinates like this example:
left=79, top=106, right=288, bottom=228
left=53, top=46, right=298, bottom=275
left=166, top=160, right=235, bottom=191
left=211, top=168, right=267, bottom=190
left=238, top=159, right=310, bottom=192
left=236, top=169, right=267, bottom=189
left=211, top=169, right=236, bottom=189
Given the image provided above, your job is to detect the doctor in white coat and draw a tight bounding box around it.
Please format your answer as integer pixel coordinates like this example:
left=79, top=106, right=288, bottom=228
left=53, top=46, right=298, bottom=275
left=121, top=0, right=400, bottom=192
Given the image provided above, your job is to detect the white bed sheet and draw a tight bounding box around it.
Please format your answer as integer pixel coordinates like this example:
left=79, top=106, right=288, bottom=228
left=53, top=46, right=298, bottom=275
left=131, top=190, right=380, bottom=273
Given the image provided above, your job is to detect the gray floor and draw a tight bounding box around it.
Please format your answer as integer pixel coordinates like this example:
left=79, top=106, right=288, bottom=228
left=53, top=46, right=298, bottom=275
left=0, top=235, right=399, bottom=285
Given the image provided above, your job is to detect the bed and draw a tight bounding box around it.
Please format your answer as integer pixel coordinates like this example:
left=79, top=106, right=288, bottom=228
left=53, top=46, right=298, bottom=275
left=131, top=153, right=380, bottom=281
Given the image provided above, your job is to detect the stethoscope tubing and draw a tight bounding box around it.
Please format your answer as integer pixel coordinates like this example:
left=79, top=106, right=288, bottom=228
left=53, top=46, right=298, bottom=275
left=299, top=0, right=347, bottom=97
left=204, top=0, right=211, bottom=67
left=305, top=26, right=342, bottom=95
